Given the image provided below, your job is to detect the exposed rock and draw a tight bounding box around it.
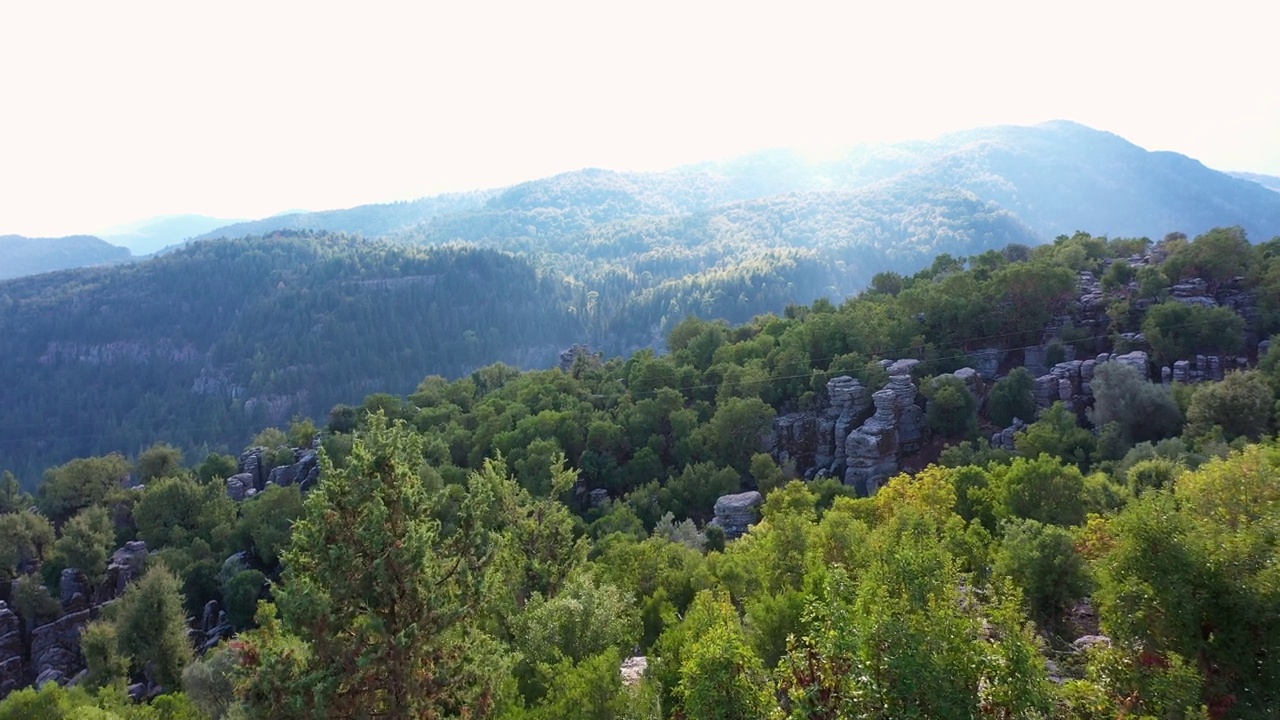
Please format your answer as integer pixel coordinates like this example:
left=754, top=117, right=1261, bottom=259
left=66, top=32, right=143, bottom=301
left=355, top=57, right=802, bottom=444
left=586, top=488, right=609, bottom=508
left=237, top=447, right=268, bottom=490
left=294, top=450, right=321, bottom=491
left=558, top=344, right=601, bottom=373
left=225, top=473, right=253, bottom=501
left=105, top=541, right=148, bottom=601
left=825, top=376, right=871, bottom=473
left=843, top=389, right=901, bottom=495
left=619, top=656, right=648, bottom=686
left=30, top=609, right=91, bottom=686
left=1112, top=351, right=1149, bottom=381
left=59, top=568, right=89, bottom=613
left=886, top=358, right=920, bottom=376
left=772, top=412, right=819, bottom=475
left=201, top=600, right=220, bottom=633
left=0, top=601, right=24, bottom=697
left=267, top=462, right=296, bottom=487
left=711, top=491, right=763, bottom=539
left=1072, top=635, right=1112, bottom=653
left=969, top=348, right=1006, bottom=380
left=1033, top=375, right=1058, bottom=408
left=951, top=367, right=983, bottom=397
left=991, top=418, right=1025, bottom=452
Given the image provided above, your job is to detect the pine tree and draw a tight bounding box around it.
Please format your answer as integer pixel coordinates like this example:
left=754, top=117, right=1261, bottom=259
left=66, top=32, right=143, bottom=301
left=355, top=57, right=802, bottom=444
left=238, top=415, right=511, bottom=719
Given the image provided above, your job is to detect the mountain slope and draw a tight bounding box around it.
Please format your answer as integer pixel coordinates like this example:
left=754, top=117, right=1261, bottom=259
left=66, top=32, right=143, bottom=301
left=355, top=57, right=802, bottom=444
left=194, top=191, right=497, bottom=241
left=0, top=233, right=578, bottom=481
left=192, top=121, right=1280, bottom=248
left=1230, top=171, right=1280, bottom=194
left=101, top=214, right=247, bottom=255
left=0, top=234, right=131, bottom=280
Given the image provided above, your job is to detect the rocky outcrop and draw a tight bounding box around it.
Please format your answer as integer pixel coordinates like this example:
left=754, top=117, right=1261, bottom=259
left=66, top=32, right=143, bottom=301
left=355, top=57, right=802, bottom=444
left=826, top=377, right=872, bottom=473
left=843, top=388, right=901, bottom=496
left=59, top=569, right=90, bottom=613
left=30, top=609, right=91, bottom=688
left=991, top=418, right=1026, bottom=452
left=105, top=541, right=148, bottom=601
left=620, top=655, right=648, bottom=686
left=711, top=491, right=762, bottom=539
left=226, top=473, right=253, bottom=501
left=0, top=602, right=23, bottom=697
left=969, top=348, right=1007, bottom=380
left=238, top=447, right=268, bottom=491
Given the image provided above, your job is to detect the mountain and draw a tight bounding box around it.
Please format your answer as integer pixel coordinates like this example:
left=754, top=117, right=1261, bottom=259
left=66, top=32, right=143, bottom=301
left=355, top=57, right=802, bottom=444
left=193, top=191, right=496, bottom=242
left=193, top=121, right=1280, bottom=247
left=100, top=214, right=247, bottom=255
left=5, top=121, right=1280, bottom=482
left=1230, top=171, right=1280, bottom=194
left=0, top=234, right=131, bottom=280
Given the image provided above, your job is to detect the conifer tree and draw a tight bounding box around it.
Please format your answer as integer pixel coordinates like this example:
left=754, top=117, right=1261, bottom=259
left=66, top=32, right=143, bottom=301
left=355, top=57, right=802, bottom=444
left=238, top=415, right=510, bottom=719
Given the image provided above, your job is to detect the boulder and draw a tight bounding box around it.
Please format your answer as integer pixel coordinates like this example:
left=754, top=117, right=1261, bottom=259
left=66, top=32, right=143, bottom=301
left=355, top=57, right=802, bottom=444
left=225, top=473, right=253, bottom=501
left=711, top=491, right=763, bottom=539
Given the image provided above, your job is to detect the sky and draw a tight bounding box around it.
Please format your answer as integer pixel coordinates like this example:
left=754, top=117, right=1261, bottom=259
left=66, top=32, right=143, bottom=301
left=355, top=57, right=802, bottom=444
left=1, top=0, right=1277, bottom=237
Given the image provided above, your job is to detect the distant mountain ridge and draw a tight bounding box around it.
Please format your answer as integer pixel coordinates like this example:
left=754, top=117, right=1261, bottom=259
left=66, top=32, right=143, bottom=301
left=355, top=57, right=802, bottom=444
left=1230, top=171, right=1280, bottom=194
left=101, top=214, right=247, bottom=255
left=0, top=234, right=131, bottom=280
left=189, top=120, right=1280, bottom=246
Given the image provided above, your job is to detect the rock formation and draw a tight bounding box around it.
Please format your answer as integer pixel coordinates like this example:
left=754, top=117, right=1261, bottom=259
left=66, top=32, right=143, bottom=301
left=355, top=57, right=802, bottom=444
left=711, top=491, right=763, bottom=539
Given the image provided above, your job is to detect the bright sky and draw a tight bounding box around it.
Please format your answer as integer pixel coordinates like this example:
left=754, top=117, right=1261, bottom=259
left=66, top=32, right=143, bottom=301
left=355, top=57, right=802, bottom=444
left=1, top=0, right=1276, bottom=237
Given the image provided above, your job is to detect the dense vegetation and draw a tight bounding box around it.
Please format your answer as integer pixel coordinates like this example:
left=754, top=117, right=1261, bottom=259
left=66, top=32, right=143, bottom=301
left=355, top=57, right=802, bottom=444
left=3, top=227, right=1280, bottom=717
left=6, top=120, right=1280, bottom=482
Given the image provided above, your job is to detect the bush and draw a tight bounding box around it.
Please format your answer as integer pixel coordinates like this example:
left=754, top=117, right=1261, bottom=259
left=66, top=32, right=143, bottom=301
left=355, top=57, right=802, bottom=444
left=924, top=375, right=978, bottom=438
left=989, top=368, right=1036, bottom=428
left=1087, top=361, right=1182, bottom=444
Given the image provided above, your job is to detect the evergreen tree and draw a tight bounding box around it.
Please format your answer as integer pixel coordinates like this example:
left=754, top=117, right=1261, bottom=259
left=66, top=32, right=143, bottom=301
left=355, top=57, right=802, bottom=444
left=238, top=416, right=511, bottom=718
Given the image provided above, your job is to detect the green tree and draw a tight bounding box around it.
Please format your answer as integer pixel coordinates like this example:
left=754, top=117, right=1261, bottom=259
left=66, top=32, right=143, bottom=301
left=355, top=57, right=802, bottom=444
left=0, top=510, right=55, bottom=580
left=48, top=505, right=116, bottom=589
left=1015, top=402, right=1096, bottom=469
left=923, top=374, right=978, bottom=437
left=80, top=620, right=129, bottom=689
left=133, top=476, right=236, bottom=551
left=37, top=454, right=130, bottom=525
left=236, top=484, right=303, bottom=566
left=991, top=453, right=1087, bottom=526
left=0, top=471, right=32, bottom=514
left=1087, top=361, right=1182, bottom=444
left=993, top=518, right=1090, bottom=625
left=1142, top=302, right=1245, bottom=366
left=988, top=367, right=1036, bottom=427
left=136, top=443, right=186, bottom=484
left=238, top=416, right=510, bottom=718
left=194, top=453, right=238, bottom=486
left=1184, top=370, right=1273, bottom=442
left=116, top=564, right=194, bottom=690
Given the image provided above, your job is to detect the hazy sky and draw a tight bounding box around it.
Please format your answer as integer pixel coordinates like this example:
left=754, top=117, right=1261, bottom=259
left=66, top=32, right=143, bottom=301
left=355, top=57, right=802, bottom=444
left=1, top=1, right=1276, bottom=237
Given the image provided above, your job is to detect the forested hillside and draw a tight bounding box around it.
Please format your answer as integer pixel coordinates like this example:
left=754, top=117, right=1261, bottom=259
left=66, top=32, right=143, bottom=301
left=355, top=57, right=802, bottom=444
left=0, top=233, right=578, bottom=482
left=0, top=235, right=131, bottom=280
left=192, top=121, right=1280, bottom=246
left=2, top=228, right=1280, bottom=718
